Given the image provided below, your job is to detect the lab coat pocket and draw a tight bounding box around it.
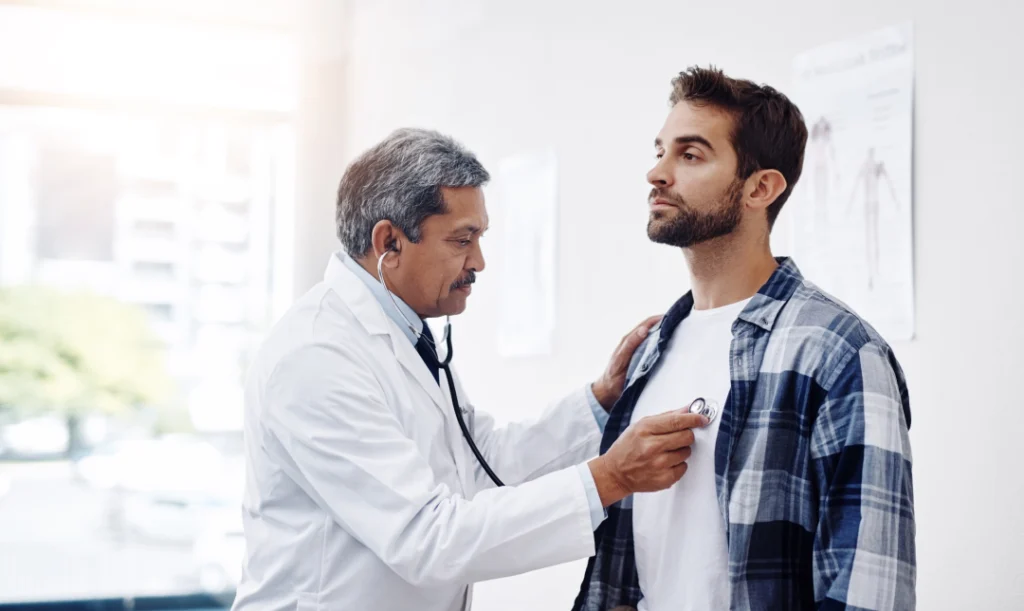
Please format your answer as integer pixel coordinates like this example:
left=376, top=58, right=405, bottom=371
left=296, top=593, right=319, bottom=611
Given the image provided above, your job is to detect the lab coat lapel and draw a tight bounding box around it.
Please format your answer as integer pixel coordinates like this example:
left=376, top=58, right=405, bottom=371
left=323, top=253, right=448, bottom=415
left=438, top=363, right=477, bottom=495
left=390, top=325, right=448, bottom=415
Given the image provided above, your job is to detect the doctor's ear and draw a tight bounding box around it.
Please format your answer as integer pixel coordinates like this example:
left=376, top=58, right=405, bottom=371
left=370, top=220, right=404, bottom=264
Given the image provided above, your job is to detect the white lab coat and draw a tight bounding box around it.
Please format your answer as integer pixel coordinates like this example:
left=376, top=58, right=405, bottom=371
left=231, top=254, right=601, bottom=611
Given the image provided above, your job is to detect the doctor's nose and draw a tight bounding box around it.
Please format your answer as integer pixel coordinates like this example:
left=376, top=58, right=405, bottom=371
left=468, top=241, right=485, bottom=273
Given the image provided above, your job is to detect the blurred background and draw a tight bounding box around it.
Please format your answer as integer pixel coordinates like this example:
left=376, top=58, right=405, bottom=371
left=0, top=0, right=1020, bottom=610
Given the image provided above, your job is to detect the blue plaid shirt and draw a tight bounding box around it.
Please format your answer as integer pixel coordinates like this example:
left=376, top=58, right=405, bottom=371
left=572, top=258, right=915, bottom=611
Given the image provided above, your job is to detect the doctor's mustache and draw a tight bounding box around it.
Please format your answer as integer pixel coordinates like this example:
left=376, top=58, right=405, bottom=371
left=450, top=271, right=476, bottom=290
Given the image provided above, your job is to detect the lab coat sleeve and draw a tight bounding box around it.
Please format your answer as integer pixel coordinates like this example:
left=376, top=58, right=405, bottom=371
left=584, top=384, right=611, bottom=432
left=261, top=342, right=596, bottom=589
left=459, top=380, right=604, bottom=487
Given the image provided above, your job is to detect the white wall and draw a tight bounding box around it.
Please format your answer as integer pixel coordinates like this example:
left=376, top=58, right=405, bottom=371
left=296, top=0, right=1024, bottom=608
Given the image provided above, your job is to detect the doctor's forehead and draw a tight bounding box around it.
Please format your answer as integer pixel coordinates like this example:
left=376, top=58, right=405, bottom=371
left=439, top=186, right=488, bottom=232
left=445, top=216, right=489, bottom=236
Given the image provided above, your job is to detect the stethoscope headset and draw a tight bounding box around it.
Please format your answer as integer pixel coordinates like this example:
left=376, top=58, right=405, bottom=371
left=377, top=244, right=505, bottom=488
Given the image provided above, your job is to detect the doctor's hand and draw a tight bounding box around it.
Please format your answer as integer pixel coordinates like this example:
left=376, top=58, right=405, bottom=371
left=587, top=410, right=708, bottom=507
left=591, top=315, right=662, bottom=411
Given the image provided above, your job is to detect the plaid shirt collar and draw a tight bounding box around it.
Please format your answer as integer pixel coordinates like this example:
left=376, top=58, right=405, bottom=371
left=636, top=256, right=801, bottom=373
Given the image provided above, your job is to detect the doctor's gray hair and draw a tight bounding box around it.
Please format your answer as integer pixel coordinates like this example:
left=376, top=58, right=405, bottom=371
left=336, top=128, right=490, bottom=257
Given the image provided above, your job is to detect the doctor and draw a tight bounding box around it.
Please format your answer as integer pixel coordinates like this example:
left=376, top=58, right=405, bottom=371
left=232, top=128, right=706, bottom=611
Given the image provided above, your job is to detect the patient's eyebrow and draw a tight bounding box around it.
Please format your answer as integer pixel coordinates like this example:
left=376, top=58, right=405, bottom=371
left=654, top=135, right=716, bottom=152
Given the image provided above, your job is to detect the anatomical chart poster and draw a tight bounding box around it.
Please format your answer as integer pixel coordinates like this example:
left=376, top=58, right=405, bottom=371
left=789, top=22, right=915, bottom=340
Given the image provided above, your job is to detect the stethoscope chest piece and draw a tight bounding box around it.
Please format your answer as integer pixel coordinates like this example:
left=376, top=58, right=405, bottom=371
left=687, top=397, right=718, bottom=423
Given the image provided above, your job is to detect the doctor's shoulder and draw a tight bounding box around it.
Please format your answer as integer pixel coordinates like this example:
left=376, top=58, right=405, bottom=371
left=252, top=290, right=383, bottom=394
left=254, top=336, right=391, bottom=441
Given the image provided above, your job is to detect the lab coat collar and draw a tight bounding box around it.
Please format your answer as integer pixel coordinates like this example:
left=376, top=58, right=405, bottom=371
left=323, top=251, right=447, bottom=413
left=340, top=252, right=423, bottom=345
left=324, top=251, right=391, bottom=337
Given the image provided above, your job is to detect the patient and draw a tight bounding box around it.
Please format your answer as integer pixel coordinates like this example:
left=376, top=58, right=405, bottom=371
left=572, top=67, right=915, bottom=611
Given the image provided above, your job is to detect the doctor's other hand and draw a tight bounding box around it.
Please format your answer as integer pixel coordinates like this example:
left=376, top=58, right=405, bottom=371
left=588, top=410, right=708, bottom=507
left=591, top=315, right=662, bottom=411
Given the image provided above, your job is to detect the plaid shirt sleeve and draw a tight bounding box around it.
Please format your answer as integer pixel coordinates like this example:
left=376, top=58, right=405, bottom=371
left=812, top=339, right=916, bottom=610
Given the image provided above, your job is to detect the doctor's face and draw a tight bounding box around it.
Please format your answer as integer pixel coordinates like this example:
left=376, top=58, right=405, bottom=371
left=397, top=186, right=488, bottom=318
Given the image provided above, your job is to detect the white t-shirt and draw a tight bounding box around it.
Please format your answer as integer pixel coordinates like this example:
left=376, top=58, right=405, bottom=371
left=631, top=298, right=750, bottom=611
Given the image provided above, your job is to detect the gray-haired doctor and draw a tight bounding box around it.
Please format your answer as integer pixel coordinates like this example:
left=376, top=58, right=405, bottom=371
left=232, top=129, right=706, bottom=611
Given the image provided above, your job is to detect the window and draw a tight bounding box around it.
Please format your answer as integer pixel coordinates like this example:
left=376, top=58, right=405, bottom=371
left=0, top=5, right=297, bottom=609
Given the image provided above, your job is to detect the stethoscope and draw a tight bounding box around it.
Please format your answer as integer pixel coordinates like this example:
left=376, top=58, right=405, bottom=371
left=686, top=397, right=718, bottom=422
left=378, top=250, right=505, bottom=488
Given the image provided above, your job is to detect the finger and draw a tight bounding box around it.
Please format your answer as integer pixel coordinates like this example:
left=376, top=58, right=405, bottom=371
left=658, top=428, right=696, bottom=451
left=617, top=315, right=661, bottom=349
left=643, top=410, right=708, bottom=435
left=613, top=315, right=662, bottom=364
left=636, top=314, right=662, bottom=332
left=610, top=323, right=643, bottom=366
left=666, top=446, right=692, bottom=466
left=610, top=331, right=633, bottom=360
left=604, top=337, right=640, bottom=378
left=630, top=315, right=663, bottom=343
left=669, top=461, right=689, bottom=482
